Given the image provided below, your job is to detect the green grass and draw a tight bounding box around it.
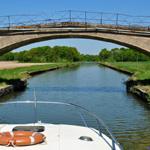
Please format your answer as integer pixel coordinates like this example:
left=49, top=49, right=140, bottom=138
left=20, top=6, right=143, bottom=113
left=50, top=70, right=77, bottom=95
left=0, top=82, right=8, bottom=89
left=0, top=63, right=73, bottom=87
left=102, top=61, right=150, bottom=80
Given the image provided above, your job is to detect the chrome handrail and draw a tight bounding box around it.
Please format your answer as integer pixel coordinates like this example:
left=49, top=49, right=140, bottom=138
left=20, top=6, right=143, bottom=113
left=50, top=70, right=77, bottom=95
left=0, top=101, right=123, bottom=150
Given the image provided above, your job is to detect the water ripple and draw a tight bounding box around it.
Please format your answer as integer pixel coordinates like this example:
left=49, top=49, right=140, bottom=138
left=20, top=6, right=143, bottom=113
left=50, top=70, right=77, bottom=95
left=28, top=86, right=125, bottom=93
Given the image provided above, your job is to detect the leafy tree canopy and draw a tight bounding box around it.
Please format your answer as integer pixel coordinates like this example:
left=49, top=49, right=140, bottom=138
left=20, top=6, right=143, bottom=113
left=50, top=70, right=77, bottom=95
left=99, top=48, right=150, bottom=62
left=0, top=46, right=149, bottom=63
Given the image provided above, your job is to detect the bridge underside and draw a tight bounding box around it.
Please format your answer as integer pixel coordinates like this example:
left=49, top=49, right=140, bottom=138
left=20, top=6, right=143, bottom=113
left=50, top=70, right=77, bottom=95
left=0, top=29, right=150, bottom=55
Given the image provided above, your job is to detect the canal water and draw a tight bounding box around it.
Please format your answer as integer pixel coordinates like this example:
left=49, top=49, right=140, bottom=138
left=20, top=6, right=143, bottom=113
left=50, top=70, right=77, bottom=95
left=0, top=63, right=150, bottom=149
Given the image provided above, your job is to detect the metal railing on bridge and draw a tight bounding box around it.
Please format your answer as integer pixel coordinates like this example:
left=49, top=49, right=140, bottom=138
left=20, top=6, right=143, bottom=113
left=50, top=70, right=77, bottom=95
left=0, top=10, right=150, bottom=31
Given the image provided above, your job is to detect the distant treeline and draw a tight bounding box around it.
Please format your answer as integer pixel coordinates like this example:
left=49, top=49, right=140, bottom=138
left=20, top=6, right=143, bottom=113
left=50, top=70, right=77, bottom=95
left=0, top=46, right=149, bottom=62
left=0, top=46, right=81, bottom=62
left=0, top=46, right=99, bottom=62
left=99, top=48, right=150, bottom=62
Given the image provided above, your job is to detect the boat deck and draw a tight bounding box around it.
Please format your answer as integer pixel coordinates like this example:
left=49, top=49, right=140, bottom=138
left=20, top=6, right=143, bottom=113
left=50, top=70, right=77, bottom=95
left=0, top=123, right=121, bottom=150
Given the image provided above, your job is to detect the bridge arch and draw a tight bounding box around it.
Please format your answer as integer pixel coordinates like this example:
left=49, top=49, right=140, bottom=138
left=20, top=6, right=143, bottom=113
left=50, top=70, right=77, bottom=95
left=0, top=31, right=150, bottom=55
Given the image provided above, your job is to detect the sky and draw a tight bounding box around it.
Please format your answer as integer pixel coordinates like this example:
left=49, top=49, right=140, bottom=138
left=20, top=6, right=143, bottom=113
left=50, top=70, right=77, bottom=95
left=0, top=0, right=149, bottom=54
left=15, top=39, right=121, bottom=55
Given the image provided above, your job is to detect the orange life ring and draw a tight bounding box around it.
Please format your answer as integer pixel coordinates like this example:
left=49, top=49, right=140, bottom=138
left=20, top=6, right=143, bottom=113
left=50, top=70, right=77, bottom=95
left=0, top=131, right=45, bottom=146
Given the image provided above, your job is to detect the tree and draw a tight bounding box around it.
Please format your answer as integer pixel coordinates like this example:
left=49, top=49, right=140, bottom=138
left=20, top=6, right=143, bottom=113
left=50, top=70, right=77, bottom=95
left=98, top=47, right=150, bottom=62
left=99, top=49, right=111, bottom=61
left=0, top=46, right=81, bottom=63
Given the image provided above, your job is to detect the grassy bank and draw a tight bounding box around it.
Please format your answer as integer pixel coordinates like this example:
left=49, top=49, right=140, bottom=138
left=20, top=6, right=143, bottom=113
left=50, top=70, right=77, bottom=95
left=0, top=62, right=78, bottom=87
left=99, top=61, right=150, bottom=101
left=102, top=62, right=150, bottom=80
left=100, top=61, right=150, bottom=80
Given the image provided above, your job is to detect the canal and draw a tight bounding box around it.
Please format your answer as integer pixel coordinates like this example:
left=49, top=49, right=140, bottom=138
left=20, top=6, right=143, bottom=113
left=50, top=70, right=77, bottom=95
left=0, top=63, right=150, bottom=149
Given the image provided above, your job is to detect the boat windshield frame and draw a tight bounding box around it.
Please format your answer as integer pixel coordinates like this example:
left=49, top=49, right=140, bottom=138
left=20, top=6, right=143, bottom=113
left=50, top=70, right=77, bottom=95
left=0, top=101, right=123, bottom=150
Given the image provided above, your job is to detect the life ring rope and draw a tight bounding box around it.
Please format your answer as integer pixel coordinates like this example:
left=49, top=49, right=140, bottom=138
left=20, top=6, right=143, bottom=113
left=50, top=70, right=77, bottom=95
left=0, top=131, right=45, bottom=147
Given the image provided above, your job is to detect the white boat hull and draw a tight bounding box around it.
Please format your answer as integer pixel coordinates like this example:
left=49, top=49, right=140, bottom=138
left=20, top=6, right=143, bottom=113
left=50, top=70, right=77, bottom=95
left=0, top=123, right=121, bottom=150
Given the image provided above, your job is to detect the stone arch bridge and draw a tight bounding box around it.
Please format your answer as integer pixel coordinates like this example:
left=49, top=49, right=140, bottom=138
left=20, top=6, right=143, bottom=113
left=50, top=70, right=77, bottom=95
left=0, top=10, right=150, bottom=55
left=0, top=28, right=150, bottom=55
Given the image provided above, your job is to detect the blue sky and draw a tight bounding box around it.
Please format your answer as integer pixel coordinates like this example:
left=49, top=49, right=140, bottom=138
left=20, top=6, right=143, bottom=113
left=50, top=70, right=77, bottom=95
left=0, top=0, right=149, bottom=16
left=0, top=0, right=149, bottom=54
left=15, top=39, right=121, bottom=55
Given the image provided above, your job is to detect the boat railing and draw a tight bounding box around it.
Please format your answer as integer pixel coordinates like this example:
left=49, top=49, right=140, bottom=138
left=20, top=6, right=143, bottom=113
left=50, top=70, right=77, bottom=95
left=0, top=101, right=123, bottom=150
